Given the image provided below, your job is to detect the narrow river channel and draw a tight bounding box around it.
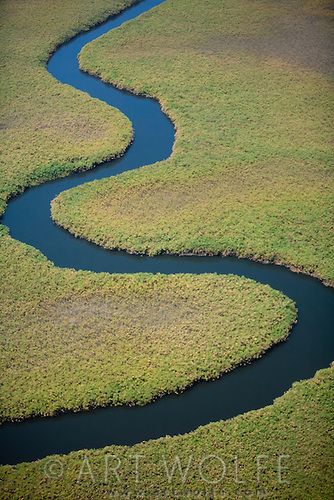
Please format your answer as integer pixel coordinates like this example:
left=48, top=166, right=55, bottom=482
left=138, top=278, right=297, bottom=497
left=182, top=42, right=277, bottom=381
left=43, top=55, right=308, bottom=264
left=1, top=0, right=333, bottom=465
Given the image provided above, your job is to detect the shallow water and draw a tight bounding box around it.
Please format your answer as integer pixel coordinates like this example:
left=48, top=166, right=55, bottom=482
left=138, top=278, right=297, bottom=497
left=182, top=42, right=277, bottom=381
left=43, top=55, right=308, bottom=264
left=1, top=0, right=333, bottom=465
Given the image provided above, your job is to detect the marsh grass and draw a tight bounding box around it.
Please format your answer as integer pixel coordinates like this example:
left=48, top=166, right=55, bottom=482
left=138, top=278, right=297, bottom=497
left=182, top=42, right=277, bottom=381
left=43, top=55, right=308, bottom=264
left=50, top=0, right=334, bottom=284
left=1, top=366, right=333, bottom=499
left=0, top=0, right=297, bottom=425
left=0, top=0, right=134, bottom=215
left=0, top=0, right=333, bottom=497
left=0, top=235, right=296, bottom=421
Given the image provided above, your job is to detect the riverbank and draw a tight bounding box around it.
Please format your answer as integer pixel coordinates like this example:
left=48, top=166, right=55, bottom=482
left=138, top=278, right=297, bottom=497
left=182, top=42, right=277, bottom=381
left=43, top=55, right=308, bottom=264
left=0, top=0, right=333, bottom=497
left=51, top=0, right=334, bottom=284
left=0, top=0, right=136, bottom=217
left=0, top=0, right=297, bottom=425
left=0, top=234, right=296, bottom=422
left=1, top=365, right=333, bottom=498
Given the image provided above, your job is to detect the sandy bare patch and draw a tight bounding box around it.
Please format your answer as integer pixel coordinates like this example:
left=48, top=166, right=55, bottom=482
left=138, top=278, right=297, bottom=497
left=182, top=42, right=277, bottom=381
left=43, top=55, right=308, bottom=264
left=200, top=12, right=334, bottom=75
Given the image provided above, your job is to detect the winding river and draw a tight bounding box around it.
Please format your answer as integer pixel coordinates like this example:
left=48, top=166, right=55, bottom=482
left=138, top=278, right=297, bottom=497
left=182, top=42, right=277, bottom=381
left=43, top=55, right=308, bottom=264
left=1, top=0, right=333, bottom=466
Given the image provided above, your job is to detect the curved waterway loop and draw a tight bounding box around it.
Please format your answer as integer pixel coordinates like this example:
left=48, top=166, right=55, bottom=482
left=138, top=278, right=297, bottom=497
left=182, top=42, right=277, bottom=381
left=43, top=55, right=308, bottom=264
left=1, top=0, right=334, bottom=465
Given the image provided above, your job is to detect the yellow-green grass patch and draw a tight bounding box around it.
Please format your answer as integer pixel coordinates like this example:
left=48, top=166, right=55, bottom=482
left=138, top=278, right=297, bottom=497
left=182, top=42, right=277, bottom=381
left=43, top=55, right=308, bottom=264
left=50, top=0, right=334, bottom=284
left=0, top=0, right=135, bottom=217
left=0, top=0, right=332, bottom=497
left=1, top=365, right=333, bottom=499
left=0, top=235, right=296, bottom=422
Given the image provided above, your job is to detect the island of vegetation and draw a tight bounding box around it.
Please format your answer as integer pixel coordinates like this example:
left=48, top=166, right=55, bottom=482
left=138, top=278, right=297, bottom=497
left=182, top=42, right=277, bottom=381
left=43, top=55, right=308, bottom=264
left=0, top=235, right=296, bottom=422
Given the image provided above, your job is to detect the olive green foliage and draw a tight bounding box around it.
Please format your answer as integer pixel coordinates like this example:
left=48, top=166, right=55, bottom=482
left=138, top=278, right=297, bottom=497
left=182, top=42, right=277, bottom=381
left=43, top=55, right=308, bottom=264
left=1, top=366, right=333, bottom=499
left=52, top=0, right=334, bottom=283
left=0, top=235, right=295, bottom=421
left=0, top=0, right=134, bottom=216
left=0, top=0, right=332, bottom=498
left=0, top=0, right=296, bottom=428
left=0, top=0, right=297, bottom=424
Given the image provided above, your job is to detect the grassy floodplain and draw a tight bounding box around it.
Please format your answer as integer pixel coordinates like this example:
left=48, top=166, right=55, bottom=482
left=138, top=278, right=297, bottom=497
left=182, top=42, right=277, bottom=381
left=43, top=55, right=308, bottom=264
left=52, top=0, right=334, bottom=284
left=0, top=0, right=297, bottom=422
left=0, top=0, right=333, bottom=498
left=0, top=235, right=296, bottom=421
left=1, top=366, right=333, bottom=499
left=0, top=0, right=136, bottom=217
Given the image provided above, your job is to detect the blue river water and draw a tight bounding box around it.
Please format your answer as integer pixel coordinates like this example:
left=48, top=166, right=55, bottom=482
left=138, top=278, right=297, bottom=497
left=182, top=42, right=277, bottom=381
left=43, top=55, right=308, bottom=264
left=1, top=0, right=333, bottom=465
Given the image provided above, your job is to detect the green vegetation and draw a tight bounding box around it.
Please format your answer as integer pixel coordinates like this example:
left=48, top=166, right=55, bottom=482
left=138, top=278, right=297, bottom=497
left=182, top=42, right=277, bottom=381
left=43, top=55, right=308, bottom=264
left=52, top=0, right=334, bottom=284
left=1, top=365, right=333, bottom=499
left=0, top=234, right=295, bottom=421
left=0, top=0, right=296, bottom=425
left=0, top=0, right=135, bottom=217
left=0, top=0, right=333, bottom=498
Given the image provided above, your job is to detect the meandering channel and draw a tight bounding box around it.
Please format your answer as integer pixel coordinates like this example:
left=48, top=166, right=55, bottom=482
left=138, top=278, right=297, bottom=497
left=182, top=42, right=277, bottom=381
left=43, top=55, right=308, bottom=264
left=1, top=0, right=333, bottom=465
